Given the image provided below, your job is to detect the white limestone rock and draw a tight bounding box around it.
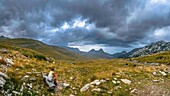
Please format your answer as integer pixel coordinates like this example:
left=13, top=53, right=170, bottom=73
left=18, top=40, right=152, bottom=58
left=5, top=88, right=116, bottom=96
left=120, top=79, right=131, bottom=85
left=80, top=84, right=90, bottom=92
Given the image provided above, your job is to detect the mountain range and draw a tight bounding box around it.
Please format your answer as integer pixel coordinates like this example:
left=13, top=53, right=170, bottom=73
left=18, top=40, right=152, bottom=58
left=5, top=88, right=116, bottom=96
left=1, top=36, right=170, bottom=59
left=64, top=40, right=170, bottom=59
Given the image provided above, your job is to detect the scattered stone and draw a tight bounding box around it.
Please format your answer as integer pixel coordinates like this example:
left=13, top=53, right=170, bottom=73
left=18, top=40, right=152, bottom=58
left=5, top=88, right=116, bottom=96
left=22, top=75, right=29, bottom=81
left=24, top=75, right=29, bottom=78
left=63, top=83, right=70, bottom=88
left=0, top=77, right=6, bottom=84
left=114, top=86, right=121, bottom=90
left=91, top=88, right=101, bottom=92
left=36, top=91, right=39, bottom=93
left=0, top=72, right=9, bottom=79
left=72, top=87, right=76, bottom=90
left=120, top=79, right=131, bottom=85
left=106, top=78, right=110, bottom=80
left=0, top=77, right=6, bottom=87
left=32, top=69, right=36, bottom=72
left=16, top=68, right=20, bottom=71
left=30, top=78, right=36, bottom=81
left=80, top=84, right=90, bottom=92
left=159, top=71, right=167, bottom=76
left=114, top=78, right=117, bottom=80
left=70, top=77, right=74, bottom=80
left=4, top=58, right=14, bottom=66
left=27, top=83, right=32, bottom=89
left=12, top=91, right=21, bottom=95
left=130, top=89, right=137, bottom=93
left=100, top=79, right=106, bottom=83
left=153, top=80, right=159, bottom=83
left=26, top=72, right=32, bottom=75
left=117, top=81, right=121, bottom=84
left=33, top=72, right=41, bottom=74
left=90, top=80, right=101, bottom=85
left=112, top=80, right=117, bottom=84
left=153, top=72, right=157, bottom=75
left=107, top=91, right=112, bottom=94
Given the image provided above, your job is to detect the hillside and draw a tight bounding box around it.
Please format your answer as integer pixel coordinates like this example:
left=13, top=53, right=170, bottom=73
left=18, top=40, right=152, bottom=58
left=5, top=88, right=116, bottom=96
left=0, top=38, right=85, bottom=61
left=1, top=44, right=170, bottom=95
left=133, top=50, right=170, bottom=64
left=113, top=41, right=170, bottom=58
left=81, top=49, right=113, bottom=59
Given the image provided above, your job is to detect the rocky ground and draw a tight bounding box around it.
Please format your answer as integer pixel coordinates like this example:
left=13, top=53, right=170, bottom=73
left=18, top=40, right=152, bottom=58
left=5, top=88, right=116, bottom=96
left=1, top=49, right=170, bottom=96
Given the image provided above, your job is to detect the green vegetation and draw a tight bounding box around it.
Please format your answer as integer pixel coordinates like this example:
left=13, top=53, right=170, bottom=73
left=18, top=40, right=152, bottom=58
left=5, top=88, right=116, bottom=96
left=1, top=39, right=170, bottom=96
left=134, top=51, right=170, bottom=64
left=0, top=38, right=86, bottom=61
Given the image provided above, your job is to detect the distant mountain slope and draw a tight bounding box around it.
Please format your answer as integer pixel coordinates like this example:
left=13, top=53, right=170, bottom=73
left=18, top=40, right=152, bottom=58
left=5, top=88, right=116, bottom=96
left=82, top=49, right=114, bottom=59
left=0, top=37, right=85, bottom=60
left=134, top=50, right=170, bottom=64
left=112, top=51, right=127, bottom=58
left=64, top=47, right=114, bottom=59
left=63, top=47, right=84, bottom=54
left=111, top=41, right=170, bottom=58
left=126, top=41, right=170, bottom=58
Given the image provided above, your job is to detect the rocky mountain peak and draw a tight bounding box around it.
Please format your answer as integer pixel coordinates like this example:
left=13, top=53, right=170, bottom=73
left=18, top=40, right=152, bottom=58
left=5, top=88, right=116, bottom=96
left=98, top=49, right=104, bottom=52
left=89, top=49, right=96, bottom=53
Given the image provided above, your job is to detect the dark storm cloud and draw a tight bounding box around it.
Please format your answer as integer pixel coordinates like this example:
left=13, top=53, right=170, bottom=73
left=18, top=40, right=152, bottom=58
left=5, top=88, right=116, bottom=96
left=0, top=0, right=170, bottom=48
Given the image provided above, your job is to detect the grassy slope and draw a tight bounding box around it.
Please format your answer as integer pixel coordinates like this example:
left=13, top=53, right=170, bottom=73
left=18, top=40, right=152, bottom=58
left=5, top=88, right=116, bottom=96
left=134, top=51, right=170, bottom=64
left=1, top=44, right=170, bottom=95
left=0, top=38, right=85, bottom=61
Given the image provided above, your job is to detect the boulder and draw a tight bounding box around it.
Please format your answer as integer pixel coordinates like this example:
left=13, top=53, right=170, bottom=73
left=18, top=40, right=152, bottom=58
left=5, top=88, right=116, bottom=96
left=80, top=84, right=90, bottom=92
left=120, top=79, right=131, bottom=85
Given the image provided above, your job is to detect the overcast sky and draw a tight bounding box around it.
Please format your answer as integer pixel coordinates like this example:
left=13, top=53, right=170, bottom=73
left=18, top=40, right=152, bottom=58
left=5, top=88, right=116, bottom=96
left=0, top=0, right=170, bottom=53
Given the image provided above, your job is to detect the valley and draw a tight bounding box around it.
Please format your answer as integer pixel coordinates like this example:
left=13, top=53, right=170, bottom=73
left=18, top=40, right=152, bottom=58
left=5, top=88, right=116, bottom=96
left=0, top=38, right=170, bottom=96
